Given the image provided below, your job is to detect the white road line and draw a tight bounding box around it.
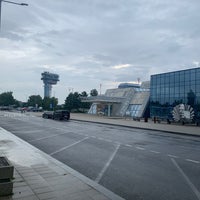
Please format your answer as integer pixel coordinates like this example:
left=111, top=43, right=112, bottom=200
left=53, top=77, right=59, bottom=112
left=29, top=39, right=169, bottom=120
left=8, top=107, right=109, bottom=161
left=95, top=144, right=120, bottom=183
left=186, top=159, right=200, bottom=164
left=29, top=132, right=66, bottom=142
left=171, top=158, right=200, bottom=200
left=150, top=150, right=160, bottom=154
left=167, top=154, right=179, bottom=158
left=50, top=137, right=88, bottom=156
left=136, top=146, right=145, bottom=150
left=125, top=144, right=132, bottom=147
left=114, top=142, right=121, bottom=145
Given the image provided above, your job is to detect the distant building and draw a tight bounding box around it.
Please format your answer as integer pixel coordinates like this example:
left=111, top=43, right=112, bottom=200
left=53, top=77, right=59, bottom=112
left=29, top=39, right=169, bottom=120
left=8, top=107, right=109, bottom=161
left=150, top=67, right=200, bottom=120
left=41, top=72, right=59, bottom=98
left=83, top=82, right=150, bottom=118
left=83, top=67, right=200, bottom=122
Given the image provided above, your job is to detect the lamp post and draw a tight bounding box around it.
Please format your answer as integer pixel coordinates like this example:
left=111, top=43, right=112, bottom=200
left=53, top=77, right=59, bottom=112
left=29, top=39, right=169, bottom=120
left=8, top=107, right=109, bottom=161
left=0, top=0, right=28, bottom=29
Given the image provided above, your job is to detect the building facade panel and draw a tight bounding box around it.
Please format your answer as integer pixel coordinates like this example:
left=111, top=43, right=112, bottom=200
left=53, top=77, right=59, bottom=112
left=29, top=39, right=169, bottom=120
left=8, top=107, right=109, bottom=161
left=86, top=83, right=150, bottom=117
left=150, top=67, right=200, bottom=120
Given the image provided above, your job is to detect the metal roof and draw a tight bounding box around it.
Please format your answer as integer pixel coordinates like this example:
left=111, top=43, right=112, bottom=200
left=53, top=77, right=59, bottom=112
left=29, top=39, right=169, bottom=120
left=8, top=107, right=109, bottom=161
left=81, top=95, right=124, bottom=103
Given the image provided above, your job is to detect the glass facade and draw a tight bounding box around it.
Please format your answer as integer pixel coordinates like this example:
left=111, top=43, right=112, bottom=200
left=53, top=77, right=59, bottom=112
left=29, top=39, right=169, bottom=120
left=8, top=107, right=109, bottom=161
left=150, top=67, right=200, bottom=120
left=127, top=104, right=142, bottom=117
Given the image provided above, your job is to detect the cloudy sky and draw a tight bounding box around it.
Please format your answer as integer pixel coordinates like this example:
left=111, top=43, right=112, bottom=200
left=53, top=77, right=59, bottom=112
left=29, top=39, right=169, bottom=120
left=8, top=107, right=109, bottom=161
left=0, top=0, right=200, bottom=103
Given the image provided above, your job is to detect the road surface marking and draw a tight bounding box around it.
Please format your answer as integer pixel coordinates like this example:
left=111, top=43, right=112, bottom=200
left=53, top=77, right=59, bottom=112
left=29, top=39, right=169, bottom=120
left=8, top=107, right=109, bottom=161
left=150, top=150, right=160, bottom=154
left=171, top=158, right=200, bottom=200
left=125, top=144, right=132, bottom=147
left=29, top=132, right=66, bottom=142
left=136, top=146, right=145, bottom=150
left=50, top=137, right=88, bottom=156
left=186, top=159, right=200, bottom=164
left=114, top=142, right=121, bottom=145
left=95, top=144, right=120, bottom=183
left=167, top=154, right=179, bottom=158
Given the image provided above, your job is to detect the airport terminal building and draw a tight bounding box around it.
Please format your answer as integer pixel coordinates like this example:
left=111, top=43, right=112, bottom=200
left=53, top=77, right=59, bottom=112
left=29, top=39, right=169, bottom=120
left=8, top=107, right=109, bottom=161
left=84, top=82, right=150, bottom=118
left=150, top=67, right=200, bottom=120
left=84, top=67, right=200, bottom=122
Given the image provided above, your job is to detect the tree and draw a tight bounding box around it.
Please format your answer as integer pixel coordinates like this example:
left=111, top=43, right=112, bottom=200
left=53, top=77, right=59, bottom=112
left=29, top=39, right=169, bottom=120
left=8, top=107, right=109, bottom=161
left=73, top=92, right=81, bottom=110
left=90, top=89, right=98, bottom=96
left=27, top=95, right=42, bottom=107
left=42, top=97, right=58, bottom=110
left=0, top=92, right=15, bottom=106
left=80, top=91, right=88, bottom=97
left=14, top=100, right=21, bottom=107
left=64, top=92, right=81, bottom=112
left=80, top=91, right=91, bottom=111
left=64, top=93, right=74, bottom=111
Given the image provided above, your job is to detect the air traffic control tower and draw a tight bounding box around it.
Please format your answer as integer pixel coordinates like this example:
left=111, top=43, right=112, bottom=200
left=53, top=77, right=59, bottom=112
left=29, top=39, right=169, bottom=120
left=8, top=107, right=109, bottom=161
left=41, top=72, right=59, bottom=97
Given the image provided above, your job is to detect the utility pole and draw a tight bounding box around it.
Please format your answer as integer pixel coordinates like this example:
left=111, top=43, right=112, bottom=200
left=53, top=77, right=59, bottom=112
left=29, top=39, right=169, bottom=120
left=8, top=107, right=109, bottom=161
left=100, top=83, right=102, bottom=95
left=0, top=0, right=2, bottom=29
left=0, top=0, right=28, bottom=30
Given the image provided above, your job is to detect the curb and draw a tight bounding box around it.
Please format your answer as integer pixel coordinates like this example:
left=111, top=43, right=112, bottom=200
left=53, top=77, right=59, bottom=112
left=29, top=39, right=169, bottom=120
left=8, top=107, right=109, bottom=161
left=27, top=112, right=200, bottom=138
left=71, top=118, right=200, bottom=138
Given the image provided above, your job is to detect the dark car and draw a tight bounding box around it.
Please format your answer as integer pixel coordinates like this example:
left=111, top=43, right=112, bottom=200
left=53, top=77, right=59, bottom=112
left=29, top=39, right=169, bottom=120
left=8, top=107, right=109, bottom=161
left=42, top=111, right=54, bottom=119
left=53, top=110, right=70, bottom=121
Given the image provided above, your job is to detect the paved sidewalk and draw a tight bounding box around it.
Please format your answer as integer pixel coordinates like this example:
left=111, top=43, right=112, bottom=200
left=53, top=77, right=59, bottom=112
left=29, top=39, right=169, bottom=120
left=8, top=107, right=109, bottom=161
left=0, top=127, right=124, bottom=200
left=70, top=113, right=200, bottom=137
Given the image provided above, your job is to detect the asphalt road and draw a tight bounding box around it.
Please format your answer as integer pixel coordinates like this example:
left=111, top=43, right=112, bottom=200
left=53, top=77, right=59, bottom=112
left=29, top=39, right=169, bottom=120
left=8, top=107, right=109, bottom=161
left=0, top=112, right=200, bottom=200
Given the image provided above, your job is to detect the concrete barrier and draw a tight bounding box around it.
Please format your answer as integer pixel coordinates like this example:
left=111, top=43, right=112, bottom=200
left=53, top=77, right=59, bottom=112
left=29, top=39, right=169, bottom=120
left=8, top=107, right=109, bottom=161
left=0, top=157, right=14, bottom=196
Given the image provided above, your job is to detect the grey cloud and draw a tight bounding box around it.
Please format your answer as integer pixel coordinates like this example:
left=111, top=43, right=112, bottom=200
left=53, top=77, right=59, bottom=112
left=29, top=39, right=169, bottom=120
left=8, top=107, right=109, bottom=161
left=1, top=0, right=200, bottom=103
left=0, top=31, right=24, bottom=41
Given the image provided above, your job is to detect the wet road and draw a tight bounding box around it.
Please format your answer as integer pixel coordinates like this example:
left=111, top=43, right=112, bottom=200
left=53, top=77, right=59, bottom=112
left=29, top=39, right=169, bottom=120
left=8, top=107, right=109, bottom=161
left=0, top=112, right=200, bottom=200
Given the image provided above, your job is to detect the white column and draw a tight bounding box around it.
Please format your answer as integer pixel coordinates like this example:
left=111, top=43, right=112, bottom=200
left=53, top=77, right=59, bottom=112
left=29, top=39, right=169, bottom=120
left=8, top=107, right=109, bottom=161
left=108, top=104, right=111, bottom=117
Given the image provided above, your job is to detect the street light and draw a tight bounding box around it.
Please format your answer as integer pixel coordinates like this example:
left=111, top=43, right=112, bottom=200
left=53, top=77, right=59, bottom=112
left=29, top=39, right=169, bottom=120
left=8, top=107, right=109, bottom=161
left=0, top=0, right=28, bottom=29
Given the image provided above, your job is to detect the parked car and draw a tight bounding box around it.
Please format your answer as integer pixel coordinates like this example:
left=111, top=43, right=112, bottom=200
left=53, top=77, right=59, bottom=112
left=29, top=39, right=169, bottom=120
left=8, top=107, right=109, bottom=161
left=42, top=111, right=54, bottom=119
left=42, top=110, right=70, bottom=121
left=53, top=110, right=70, bottom=121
